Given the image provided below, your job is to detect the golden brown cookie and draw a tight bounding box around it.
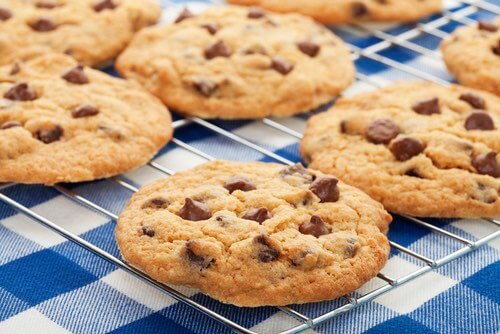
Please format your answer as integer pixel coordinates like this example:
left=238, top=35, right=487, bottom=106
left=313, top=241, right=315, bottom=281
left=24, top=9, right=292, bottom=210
left=116, top=5, right=355, bottom=119
left=0, top=0, right=161, bottom=67
left=116, top=160, right=391, bottom=306
left=301, top=82, right=500, bottom=217
left=0, top=53, right=172, bottom=185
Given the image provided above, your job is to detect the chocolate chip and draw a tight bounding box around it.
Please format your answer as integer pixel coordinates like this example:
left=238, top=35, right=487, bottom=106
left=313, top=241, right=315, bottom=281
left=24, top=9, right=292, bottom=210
left=0, top=6, right=12, bottom=21
left=299, top=215, right=330, bottom=238
left=35, top=125, right=63, bottom=144
left=61, top=65, right=89, bottom=84
left=175, top=8, right=194, bottom=23
left=71, top=104, right=99, bottom=118
left=29, top=18, right=57, bottom=31
left=242, top=208, right=271, bottom=224
left=472, top=151, right=500, bottom=177
left=465, top=111, right=494, bottom=131
left=271, top=56, right=293, bottom=75
left=493, top=40, right=500, bottom=56
left=365, top=119, right=400, bottom=144
left=279, top=164, right=315, bottom=183
left=142, top=197, right=169, bottom=209
left=200, top=22, right=219, bottom=35
left=248, top=7, right=266, bottom=19
left=4, top=83, right=37, bottom=101
left=405, top=168, right=423, bottom=178
left=390, top=137, right=425, bottom=161
left=193, top=79, right=218, bottom=97
left=185, top=241, right=214, bottom=269
left=142, top=226, right=155, bottom=237
left=93, top=0, right=116, bottom=12
left=224, top=176, right=256, bottom=193
left=351, top=2, right=368, bottom=17
left=0, top=121, right=22, bottom=130
left=459, top=93, right=486, bottom=109
left=309, top=177, right=340, bottom=203
left=297, top=40, right=320, bottom=57
left=255, top=235, right=280, bottom=262
left=36, top=2, right=60, bottom=9
left=178, top=198, right=211, bottom=221
left=204, top=40, right=231, bottom=60
left=412, top=97, right=440, bottom=115
left=10, top=63, right=20, bottom=75
left=344, top=238, right=357, bottom=258
left=478, top=21, right=498, bottom=32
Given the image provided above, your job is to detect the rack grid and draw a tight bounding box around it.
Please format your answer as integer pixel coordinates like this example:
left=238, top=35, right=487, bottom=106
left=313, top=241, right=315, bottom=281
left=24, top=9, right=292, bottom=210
left=1, top=1, right=499, bottom=333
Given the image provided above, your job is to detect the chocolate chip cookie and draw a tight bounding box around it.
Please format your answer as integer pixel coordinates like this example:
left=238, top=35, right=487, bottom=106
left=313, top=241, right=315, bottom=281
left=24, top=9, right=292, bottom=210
left=0, top=53, right=172, bottom=185
left=301, top=82, right=500, bottom=217
left=116, top=160, right=391, bottom=306
left=441, top=18, right=500, bottom=96
left=0, top=0, right=160, bottom=67
left=227, top=0, right=442, bottom=25
left=116, top=5, right=355, bottom=119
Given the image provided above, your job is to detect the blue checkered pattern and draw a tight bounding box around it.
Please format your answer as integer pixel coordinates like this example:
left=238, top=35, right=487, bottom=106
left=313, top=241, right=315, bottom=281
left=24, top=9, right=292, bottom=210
left=1, top=1, right=499, bottom=333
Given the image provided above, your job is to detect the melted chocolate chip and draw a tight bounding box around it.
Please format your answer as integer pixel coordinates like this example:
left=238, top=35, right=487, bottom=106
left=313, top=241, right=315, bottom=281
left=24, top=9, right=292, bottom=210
left=279, top=164, right=315, bottom=183
left=4, top=83, right=37, bottom=101
left=10, top=63, right=20, bottom=75
left=0, top=6, right=12, bottom=21
left=142, top=197, right=169, bottom=209
left=271, top=56, right=293, bottom=75
left=465, top=112, right=494, bottom=131
left=36, top=2, right=59, bottom=9
left=472, top=152, right=500, bottom=177
left=478, top=21, right=498, bottom=32
left=309, top=177, right=340, bottom=203
left=93, top=0, right=116, bottom=12
left=493, top=40, right=500, bottom=56
left=224, top=176, right=256, bottom=193
left=405, top=168, right=423, bottom=178
left=254, top=234, right=280, bottom=262
left=459, top=93, right=485, bottom=109
left=193, top=79, right=218, bottom=97
left=0, top=121, right=22, bottom=130
left=178, top=198, right=211, bottom=221
left=200, top=22, right=219, bottom=35
left=390, top=137, right=425, bottom=161
left=248, top=7, right=266, bottom=19
left=29, top=18, right=57, bottom=31
left=71, top=104, right=99, bottom=118
left=242, top=208, right=271, bottom=224
left=61, top=65, right=89, bottom=84
left=365, top=119, right=400, bottom=144
left=412, top=97, right=440, bottom=115
left=297, top=40, right=320, bottom=57
left=186, top=241, right=214, bottom=269
left=35, top=125, right=63, bottom=144
left=351, top=2, right=368, bottom=17
left=204, top=40, right=231, bottom=60
left=299, top=215, right=329, bottom=238
left=142, top=226, right=155, bottom=237
left=175, top=8, right=194, bottom=23
left=344, top=238, right=357, bottom=258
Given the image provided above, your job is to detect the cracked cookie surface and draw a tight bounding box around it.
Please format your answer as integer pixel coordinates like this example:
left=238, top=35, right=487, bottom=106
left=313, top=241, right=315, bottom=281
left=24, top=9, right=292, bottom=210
left=116, top=160, right=391, bottom=306
left=116, top=5, right=355, bottom=119
left=441, top=18, right=500, bottom=96
left=0, top=0, right=160, bottom=67
left=301, top=82, right=500, bottom=217
left=227, top=0, right=442, bottom=25
left=0, top=53, right=172, bottom=185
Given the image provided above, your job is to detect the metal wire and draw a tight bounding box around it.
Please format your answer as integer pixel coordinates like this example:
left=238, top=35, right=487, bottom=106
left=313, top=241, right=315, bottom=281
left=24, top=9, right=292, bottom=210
left=1, top=1, right=499, bottom=333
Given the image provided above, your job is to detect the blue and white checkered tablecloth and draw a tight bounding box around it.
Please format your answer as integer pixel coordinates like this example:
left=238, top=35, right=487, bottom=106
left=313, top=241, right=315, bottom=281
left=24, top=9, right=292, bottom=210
left=1, top=0, right=499, bottom=333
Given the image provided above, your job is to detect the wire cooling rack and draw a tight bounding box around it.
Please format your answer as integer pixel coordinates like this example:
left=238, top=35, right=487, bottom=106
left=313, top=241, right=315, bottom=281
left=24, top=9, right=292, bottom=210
left=1, top=1, right=500, bottom=333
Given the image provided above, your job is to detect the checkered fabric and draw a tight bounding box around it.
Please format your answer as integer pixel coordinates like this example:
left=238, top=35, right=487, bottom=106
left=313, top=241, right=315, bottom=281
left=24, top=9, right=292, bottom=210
left=1, top=0, right=499, bottom=333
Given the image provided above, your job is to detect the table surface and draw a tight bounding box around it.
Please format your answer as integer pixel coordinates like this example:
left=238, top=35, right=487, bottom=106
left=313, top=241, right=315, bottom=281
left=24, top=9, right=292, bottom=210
left=0, top=0, right=499, bottom=333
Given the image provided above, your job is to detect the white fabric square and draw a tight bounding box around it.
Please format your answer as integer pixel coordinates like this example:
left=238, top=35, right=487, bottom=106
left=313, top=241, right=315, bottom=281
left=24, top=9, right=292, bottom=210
left=250, top=312, right=315, bottom=334
left=154, top=147, right=208, bottom=172
left=0, top=309, right=69, bottom=334
left=232, top=121, right=298, bottom=150
left=452, top=218, right=500, bottom=252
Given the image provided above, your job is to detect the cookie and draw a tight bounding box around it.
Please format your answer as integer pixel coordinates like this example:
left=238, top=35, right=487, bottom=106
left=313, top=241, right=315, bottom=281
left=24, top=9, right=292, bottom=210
left=116, top=160, right=391, bottom=306
left=227, top=0, right=442, bottom=25
left=301, top=82, right=500, bottom=218
left=116, top=5, right=355, bottom=119
left=441, top=18, right=500, bottom=96
left=0, top=53, right=172, bottom=185
left=0, top=0, right=161, bottom=67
